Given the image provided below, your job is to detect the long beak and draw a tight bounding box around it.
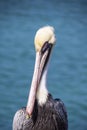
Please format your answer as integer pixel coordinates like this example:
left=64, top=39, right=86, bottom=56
left=26, top=42, right=53, bottom=115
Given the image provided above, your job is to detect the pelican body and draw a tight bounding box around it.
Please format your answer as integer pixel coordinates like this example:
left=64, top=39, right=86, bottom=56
left=13, top=26, right=68, bottom=130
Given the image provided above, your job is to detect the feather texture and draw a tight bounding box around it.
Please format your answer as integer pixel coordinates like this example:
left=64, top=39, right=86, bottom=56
left=13, top=94, right=68, bottom=130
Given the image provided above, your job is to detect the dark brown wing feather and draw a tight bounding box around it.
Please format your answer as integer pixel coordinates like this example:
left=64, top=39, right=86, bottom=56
left=13, top=94, right=68, bottom=130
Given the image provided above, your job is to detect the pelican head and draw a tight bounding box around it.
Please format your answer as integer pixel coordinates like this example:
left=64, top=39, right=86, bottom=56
left=34, top=26, right=56, bottom=52
left=26, top=26, right=56, bottom=115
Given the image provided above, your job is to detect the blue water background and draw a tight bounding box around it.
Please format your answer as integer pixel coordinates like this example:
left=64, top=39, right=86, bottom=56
left=0, top=0, right=87, bottom=130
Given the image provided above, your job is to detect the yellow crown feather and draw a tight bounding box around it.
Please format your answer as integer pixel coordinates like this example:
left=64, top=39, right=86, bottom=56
left=34, top=26, right=56, bottom=52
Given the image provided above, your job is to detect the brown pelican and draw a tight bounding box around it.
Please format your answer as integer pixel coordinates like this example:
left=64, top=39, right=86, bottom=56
left=13, top=26, right=68, bottom=130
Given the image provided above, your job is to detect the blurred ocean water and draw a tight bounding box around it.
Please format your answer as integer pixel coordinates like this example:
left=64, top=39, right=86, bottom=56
left=0, top=0, right=87, bottom=130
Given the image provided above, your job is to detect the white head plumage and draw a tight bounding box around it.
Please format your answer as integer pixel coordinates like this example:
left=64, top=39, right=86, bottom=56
left=34, top=26, right=56, bottom=52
